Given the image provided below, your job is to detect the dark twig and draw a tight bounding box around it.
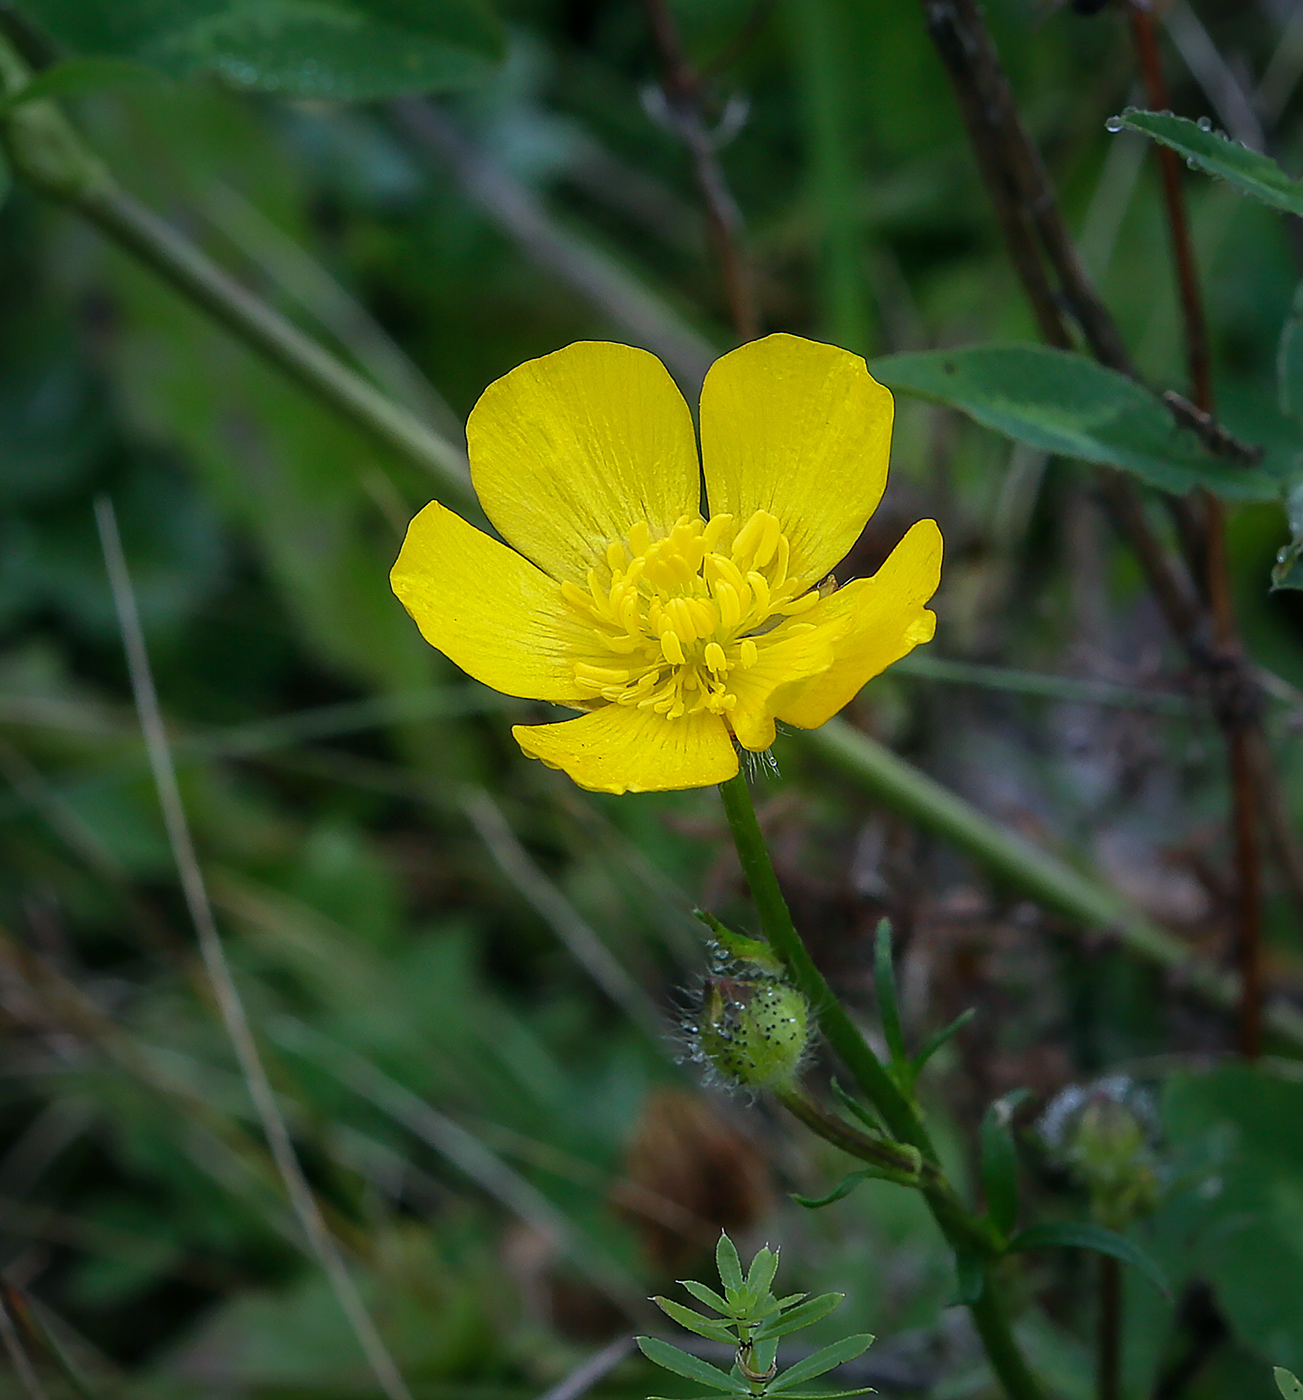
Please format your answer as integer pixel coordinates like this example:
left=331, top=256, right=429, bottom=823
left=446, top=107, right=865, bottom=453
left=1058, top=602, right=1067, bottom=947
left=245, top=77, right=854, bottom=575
left=918, top=0, right=1274, bottom=1057
left=1125, top=0, right=1265, bottom=1060
left=641, top=0, right=760, bottom=341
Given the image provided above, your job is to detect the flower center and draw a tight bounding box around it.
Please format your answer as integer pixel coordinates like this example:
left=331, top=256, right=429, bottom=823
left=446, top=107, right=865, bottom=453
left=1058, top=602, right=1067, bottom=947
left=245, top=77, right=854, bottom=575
left=560, top=510, right=819, bottom=721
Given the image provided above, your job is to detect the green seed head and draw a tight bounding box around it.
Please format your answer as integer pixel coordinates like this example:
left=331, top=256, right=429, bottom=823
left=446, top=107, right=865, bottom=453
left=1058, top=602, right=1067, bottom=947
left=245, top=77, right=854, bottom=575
left=693, top=974, right=811, bottom=1092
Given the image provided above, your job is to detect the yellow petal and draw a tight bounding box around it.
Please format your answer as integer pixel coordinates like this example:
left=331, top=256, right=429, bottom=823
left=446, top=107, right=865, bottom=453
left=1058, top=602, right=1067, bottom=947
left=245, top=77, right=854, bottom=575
left=467, top=342, right=701, bottom=583
left=699, top=333, right=894, bottom=584
left=391, top=501, right=587, bottom=703
left=513, top=704, right=738, bottom=794
left=776, top=518, right=943, bottom=730
left=727, top=618, right=847, bottom=751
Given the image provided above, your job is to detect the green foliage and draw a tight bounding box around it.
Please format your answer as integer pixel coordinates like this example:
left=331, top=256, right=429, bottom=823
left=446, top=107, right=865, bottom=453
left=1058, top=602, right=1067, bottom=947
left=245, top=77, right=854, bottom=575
left=1006, top=1222, right=1169, bottom=1297
left=872, top=345, right=1279, bottom=499
left=641, top=1234, right=874, bottom=1400
left=13, top=0, right=504, bottom=100
left=1278, top=1368, right=1303, bottom=1400
left=1114, top=110, right=1303, bottom=218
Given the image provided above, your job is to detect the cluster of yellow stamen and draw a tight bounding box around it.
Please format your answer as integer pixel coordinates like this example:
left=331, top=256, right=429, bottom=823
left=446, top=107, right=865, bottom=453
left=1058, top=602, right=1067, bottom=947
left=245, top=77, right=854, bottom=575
left=561, top=510, right=818, bottom=721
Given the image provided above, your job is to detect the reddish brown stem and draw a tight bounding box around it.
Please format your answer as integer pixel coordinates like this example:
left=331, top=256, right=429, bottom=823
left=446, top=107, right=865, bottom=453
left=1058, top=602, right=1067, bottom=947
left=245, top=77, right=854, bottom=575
left=1125, top=0, right=1264, bottom=1060
left=641, top=0, right=760, bottom=342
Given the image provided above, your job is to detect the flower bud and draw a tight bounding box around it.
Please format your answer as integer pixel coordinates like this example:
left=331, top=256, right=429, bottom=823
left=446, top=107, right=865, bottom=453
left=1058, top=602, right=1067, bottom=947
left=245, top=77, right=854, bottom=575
left=692, top=973, right=812, bottom=1093
left=1038, top=1075, right=1161, bottom=1229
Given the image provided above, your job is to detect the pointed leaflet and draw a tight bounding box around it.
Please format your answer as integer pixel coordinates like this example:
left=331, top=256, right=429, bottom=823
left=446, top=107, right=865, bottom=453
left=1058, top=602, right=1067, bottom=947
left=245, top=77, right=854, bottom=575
left=1276, top=1369, right=1303, bottom=1400
left=870, top=346, right=1277, bottom=500
left=756, top=1293, right=845, bottom=1340
left=653, top=1297, right=738, bottom=1344
left=636, top=1338, right=741, bottom=1392
left=746, top=1246, right=780, bottom=1298
left=680, top=1279, right=733, bottom=1314
left=1007, top=1223, right=1170, bottom=1297
left=767, top=1336, right=875, bottom=1394
left=716, top=1232, right=745, bottom=1292
left=830, top=1079, right=882, bottom=1133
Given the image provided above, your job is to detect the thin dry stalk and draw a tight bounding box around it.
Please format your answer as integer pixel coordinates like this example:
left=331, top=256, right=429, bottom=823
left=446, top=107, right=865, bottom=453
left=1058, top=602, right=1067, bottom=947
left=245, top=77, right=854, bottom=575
left=93, top=496, right=414, bottom=1400
left=641, top=0, right=760, bottom=341
left=1125, top=0, right=1265, bottom=1059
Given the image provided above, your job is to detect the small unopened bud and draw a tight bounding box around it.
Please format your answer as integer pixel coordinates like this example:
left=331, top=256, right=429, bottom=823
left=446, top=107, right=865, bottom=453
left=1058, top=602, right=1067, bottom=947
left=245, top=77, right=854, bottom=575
left=693, top=974, right=811, bottom=1092
left=1038, top=1075, right=1160, bottom=1229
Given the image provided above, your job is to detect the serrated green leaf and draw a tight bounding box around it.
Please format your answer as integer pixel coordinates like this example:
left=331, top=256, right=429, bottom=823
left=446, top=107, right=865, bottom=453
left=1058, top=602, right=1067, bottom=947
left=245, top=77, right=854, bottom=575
left=746, top=1245, right=779, bottom=1298
left=716, top=1232, right=744, bottom=1291
left=636, top=1337, right=740, bottom=1392
left=679, top=1279, right=732, bottom=1315
left=870, top=345, right=1277, bottom=500
left=652, top=1297, right=738, bottom=1344
left=755, top=1293, right=844, bottom=1339
left=14, top=0, right=504, bottom=101
left=1275, top=1368, right=1303, bottom=1399
left=1007, top=1222, right=1169, bottom=1297
left=1114, top=109, right=1303, bottom=217
left=767, top=1335, right=875, bottom=1393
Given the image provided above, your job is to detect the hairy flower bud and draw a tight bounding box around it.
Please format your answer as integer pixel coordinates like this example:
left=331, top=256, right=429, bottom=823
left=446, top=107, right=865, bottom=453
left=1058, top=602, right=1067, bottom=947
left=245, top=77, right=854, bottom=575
left=1038, top=1075, right=1161, bottom=1229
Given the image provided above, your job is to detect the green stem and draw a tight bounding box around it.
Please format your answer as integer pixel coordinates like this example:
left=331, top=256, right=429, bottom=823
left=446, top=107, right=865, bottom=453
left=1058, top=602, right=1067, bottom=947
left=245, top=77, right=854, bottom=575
left=717, top=770, right=1045, bottom=1400
left=718, top=770, right=923, bottom=1152
left=0, top=35, right=474, bottom=512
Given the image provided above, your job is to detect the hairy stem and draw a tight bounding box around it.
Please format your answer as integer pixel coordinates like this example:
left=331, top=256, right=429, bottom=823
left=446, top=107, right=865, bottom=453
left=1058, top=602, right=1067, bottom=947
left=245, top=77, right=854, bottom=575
left=717, top=772, right=1044, bottom=1400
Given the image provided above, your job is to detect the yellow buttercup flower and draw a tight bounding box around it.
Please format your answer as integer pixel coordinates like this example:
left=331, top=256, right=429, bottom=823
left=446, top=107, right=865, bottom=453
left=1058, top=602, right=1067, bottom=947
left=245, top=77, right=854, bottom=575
left=391, top=333, right=942, bottom=794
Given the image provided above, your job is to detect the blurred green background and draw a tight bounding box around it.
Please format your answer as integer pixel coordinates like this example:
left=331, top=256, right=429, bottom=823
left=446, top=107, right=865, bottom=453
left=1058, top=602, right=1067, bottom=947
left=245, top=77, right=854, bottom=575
left=2, top=1, right=1303, bottom=1398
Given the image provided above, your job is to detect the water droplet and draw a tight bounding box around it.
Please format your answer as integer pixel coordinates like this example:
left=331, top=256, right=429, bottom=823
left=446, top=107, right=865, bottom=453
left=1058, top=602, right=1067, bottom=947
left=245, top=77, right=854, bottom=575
left=1196, top=115, right=1212, bottom=131
left=1105, top=115, right=1124, bottom=133
left=1187, top=157, right=1201, bottom=169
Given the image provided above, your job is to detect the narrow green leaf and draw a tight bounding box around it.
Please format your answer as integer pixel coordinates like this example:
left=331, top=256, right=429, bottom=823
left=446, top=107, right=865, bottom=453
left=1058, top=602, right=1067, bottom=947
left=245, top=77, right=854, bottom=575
left=652, top=1297, right=738, bottom=1344
left=755, top=1293, right=845, bottom=1340
left=792, top=1171, right=872, bottom=1209
left=1114, top=109, right=1303, bottom=218
left=912, top=1009, right=976, bottom=1075
left=1275, top=1368, right=1303, bottom=1399
left=764, top=1389, right=877, bottom=1399
left=716, top=1232, right=744, bottom=1291
left=873, top=920, right=906, bottom=1070
left=1007, top=1222, right=1170, bottom=1297
left=870, top=345, right=1278, bottom=500
left=6, top=55, right=163, bottom=106
left=678, top=1279, right=732, bottom=1315
left=636, top=1337, right=740, bottom=1392
left=775, top=1293, right=808, bottom=1309
left=767, top=1335, right=875, bottom=1394
left=830, top=1079, right=882, bottom=1132
left=979, top=1093, right=1025, bottom=1240
left=746, top=1245, right=780, bottom=1298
